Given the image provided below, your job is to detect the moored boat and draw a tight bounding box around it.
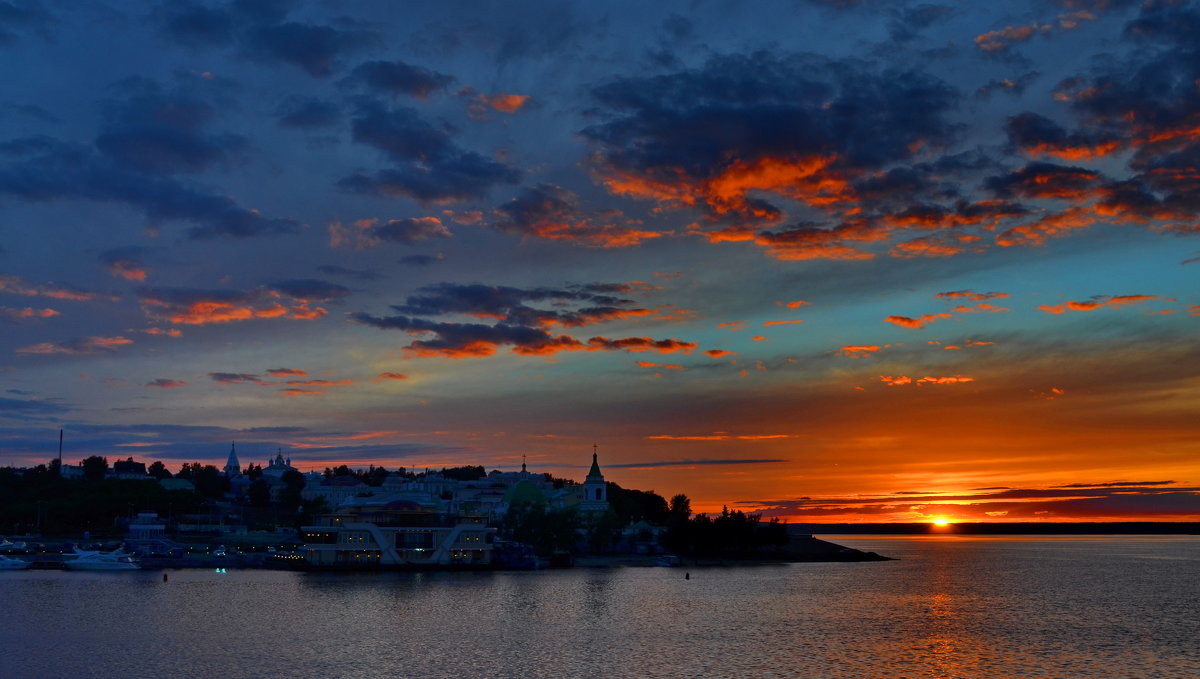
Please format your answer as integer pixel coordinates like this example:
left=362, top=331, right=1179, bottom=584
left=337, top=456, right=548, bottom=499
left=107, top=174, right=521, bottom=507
left=62, top=546, right=140, bottom=571
left=0, top=554, right=29, bottom=570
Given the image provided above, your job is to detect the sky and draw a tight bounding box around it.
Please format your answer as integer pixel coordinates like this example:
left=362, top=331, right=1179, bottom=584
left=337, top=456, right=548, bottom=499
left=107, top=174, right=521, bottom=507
left=1, top=0, right=1198, bottom=523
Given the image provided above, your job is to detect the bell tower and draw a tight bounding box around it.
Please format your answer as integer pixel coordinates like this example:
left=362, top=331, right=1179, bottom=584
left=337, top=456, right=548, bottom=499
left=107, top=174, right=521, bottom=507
left=581, top=444, right=609, bottom=512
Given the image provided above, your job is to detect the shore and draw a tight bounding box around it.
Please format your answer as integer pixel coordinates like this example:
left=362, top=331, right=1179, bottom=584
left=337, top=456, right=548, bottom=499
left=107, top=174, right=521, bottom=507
left=574, top=536, right=893, bottom=567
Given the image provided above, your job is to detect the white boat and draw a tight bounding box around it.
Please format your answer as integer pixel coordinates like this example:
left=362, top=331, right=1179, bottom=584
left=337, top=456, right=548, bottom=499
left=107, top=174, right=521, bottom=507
left=0, top=554, right=29, bottom=570
left=0, top=538, right=28, bottom=554
left=62, top=546, right=140, bottom=571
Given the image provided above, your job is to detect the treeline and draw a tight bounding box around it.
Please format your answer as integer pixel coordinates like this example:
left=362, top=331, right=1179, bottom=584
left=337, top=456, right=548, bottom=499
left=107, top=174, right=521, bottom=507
left=319, top=464, right=486, bottom=485
left=661, top=496, right=789, bottom=558
left=0, top=463, right=205, bottom=537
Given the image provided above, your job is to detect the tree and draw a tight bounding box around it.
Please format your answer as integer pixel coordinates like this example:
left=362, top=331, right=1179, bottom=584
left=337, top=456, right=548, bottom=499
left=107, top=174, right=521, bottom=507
left=147, top=461, right=172, bottom=480
left=438, top=465, right=485, bottom=481
left=279, top=469, right=306, bottom=509
left=607, top=483, right=669, bottom=524
left=669, top=494, right=692, bottom=518
left=500, top=503, right=580, bottom=556
left=190, top=464, right=229, bottom=498
left=248, top=479, right=272, bottom=508
left=81, top=456, right=108, bottom=482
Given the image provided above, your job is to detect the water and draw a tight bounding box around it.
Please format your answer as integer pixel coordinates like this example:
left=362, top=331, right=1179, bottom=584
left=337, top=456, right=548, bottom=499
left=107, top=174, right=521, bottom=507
left=2, top=536, right=1197, bottom=678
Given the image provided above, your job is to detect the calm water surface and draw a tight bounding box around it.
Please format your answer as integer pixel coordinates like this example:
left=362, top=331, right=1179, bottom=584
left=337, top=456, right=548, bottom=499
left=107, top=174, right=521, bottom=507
left=2, top=536, right=1197, bottom=678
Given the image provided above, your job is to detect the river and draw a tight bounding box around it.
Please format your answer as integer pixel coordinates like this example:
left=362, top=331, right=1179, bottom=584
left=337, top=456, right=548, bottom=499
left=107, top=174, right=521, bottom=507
left=2, top=535, right=1197, bottom=678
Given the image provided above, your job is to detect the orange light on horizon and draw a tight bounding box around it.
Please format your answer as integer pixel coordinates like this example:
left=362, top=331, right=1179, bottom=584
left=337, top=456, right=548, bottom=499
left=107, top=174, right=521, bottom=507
left=932, top=517, right=951, bottom=527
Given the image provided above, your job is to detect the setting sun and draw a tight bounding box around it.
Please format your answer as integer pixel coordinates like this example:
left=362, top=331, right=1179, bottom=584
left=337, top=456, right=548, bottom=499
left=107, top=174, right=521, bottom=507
left=932, top=518, right=951, bottom=526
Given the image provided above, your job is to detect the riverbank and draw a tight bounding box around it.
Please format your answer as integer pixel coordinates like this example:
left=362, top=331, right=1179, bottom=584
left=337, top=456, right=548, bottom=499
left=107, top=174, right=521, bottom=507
left=574, top=536, right=893, bottom=567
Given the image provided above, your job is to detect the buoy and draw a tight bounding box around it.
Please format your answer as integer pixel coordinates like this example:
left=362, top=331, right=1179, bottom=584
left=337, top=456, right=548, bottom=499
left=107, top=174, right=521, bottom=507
left=163, top=573, right=168, bottom=582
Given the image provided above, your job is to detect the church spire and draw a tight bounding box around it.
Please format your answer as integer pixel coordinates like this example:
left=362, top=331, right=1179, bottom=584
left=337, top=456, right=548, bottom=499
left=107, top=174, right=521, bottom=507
left=587, top=444, right=602, bottom=479
left=224, top=441, right=241, bottom=477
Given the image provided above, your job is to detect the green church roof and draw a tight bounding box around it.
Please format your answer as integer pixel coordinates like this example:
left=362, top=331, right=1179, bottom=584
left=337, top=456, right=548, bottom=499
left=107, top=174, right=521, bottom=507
left=503, top=480, right=547, bottom=506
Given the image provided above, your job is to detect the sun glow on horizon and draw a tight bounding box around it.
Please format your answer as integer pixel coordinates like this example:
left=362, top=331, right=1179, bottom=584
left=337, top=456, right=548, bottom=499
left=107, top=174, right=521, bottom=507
left=932, top=517, right=951, bottom=526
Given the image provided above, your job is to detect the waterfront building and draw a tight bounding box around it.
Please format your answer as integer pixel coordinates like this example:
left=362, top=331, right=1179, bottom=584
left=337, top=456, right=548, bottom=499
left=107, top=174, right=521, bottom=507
left=301, top=496, right=491, bottom=568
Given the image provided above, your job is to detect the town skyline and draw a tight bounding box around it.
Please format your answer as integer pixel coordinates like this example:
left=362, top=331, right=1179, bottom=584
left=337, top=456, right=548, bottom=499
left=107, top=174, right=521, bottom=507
left=2, top=0, right=1199, bottom=522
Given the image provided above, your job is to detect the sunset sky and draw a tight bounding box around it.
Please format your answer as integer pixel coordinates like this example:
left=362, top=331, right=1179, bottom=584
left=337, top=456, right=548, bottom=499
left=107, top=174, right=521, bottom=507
left=2, top=0, right=1198, bottom=522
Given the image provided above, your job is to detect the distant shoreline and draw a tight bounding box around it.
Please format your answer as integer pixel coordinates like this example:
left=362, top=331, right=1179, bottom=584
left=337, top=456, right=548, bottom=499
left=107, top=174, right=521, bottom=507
left=787, top=521, right=1200, bottom=535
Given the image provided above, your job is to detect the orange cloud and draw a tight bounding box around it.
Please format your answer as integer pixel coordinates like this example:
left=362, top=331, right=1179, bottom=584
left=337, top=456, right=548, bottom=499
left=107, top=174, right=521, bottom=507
left=890, top=237, right=963, bottom=258
left=405, top=334, right=697, bottom=359
left=763, top=319, right=803, bottom=326
left=952, top=303, right=1011, bottom=313
left=0, top=275, right=108, bottom=301
left=266, top=368, right=307, bottom=377
left=936, top=290, right=1010, bottom=302
left=704, top=154, right=853, bottom=215
left=635, top=361, right=684, bottom=370
left=751, top=335, right=767, bottom=342
left=373, top=372, right=408, bottom=381
left=165, top=301, right=290, bottom=325
left=781, top=300, right=811, bottom=309
left=881, top=375, right=975, bottom=386
left=1, top=306, right=59, bottom=321
left=146, top=378, right=187, bottom=388
left=839, top=345, right=881, bottom=357
left=1038, top=295, right=1160, bottom=314
left=288, top=304, right=328, bottom=320
left=1021, top=139, right=1122, bottom=162
left=105, top=260, right=148, bottom=281
left=281, top=388, right=323, bottom=397
left=717, top=321, right=747, bottom=331
left=885, top=313, right=952, bottom=329
left=483, top=93, right=530, bottom=113
left=996, top=206, right=1097, bottom=247
left=705, top=349, right=736, bottom=358
left=752, top=223, right=879, bottom=261
left=646, top=433, right=792, bottom=441
left=286, top=379, right=353, bottom=387
left=404, top=340, right=499, bottom=359
left=975, top=24, right=1044, bottom=52
left=16, top=335, right=133, bottom=355
left=141, top=327, right=183, bottom=337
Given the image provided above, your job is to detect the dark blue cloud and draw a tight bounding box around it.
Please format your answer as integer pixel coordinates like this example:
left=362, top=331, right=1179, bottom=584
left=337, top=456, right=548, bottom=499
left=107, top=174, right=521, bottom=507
left=95, top=78, right=247, bottom=175
left=346, top=59, right=455, bottom=99
left=243, top=20, right=375, bottom=77
left=0, top=136, right=298, bottom=239
left=398, top=254, right=444, bottom=267
left=338, top=100, right=519, bottom=202
left=585, top=51, right=960, bottom=179
left=276, top=97, right=341, bottom=129
left=0, top=0, right=53, bottom=45
left=0, top=395, right=67, bottom=416
left=268, top=278, right=351, bottom=301
left=391, top=282, right=638, bottom=327
left=317, top=264, right=378, bottom=281
left=157, top=2, right=237, bottom=47
left=985, top=161, right=1101, bottom=199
